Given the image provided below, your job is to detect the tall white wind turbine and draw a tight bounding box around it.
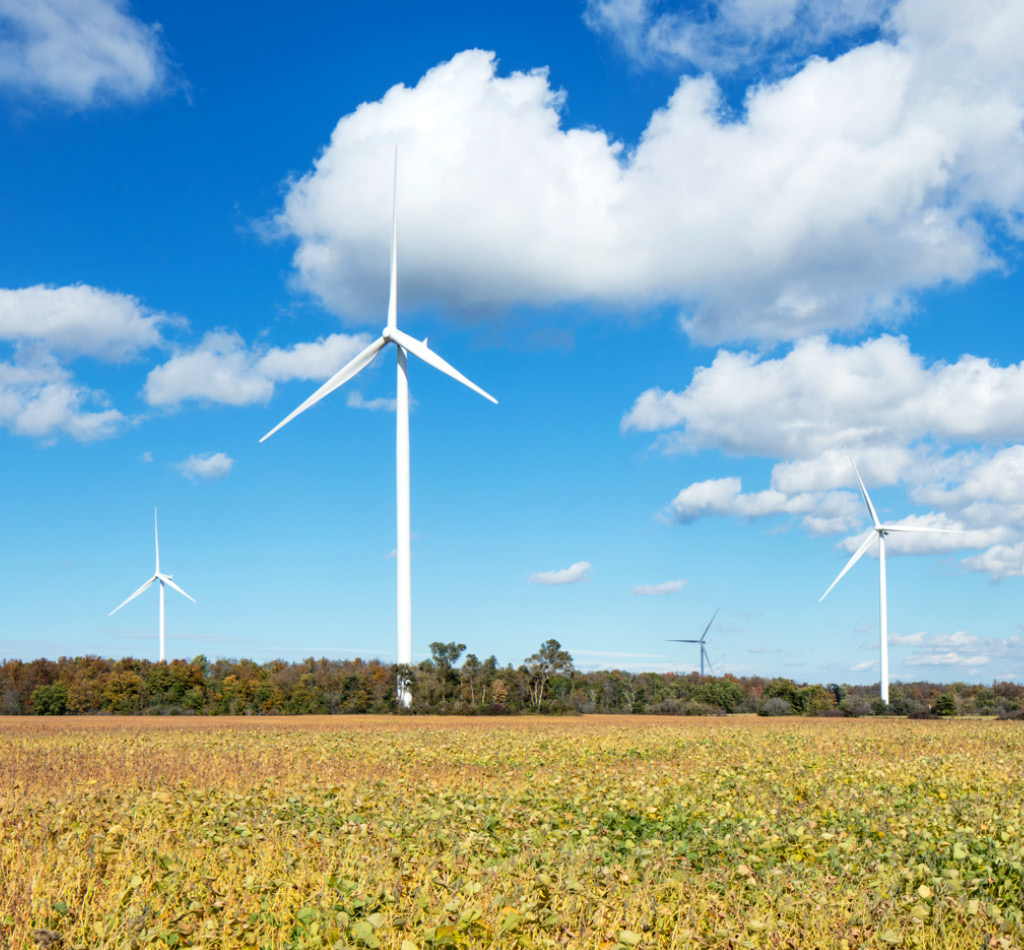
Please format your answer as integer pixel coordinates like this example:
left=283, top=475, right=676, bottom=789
left=260, top=161, right=497, bottom=706
left=667, top=609, right=718, bottom=676
left=109, top=508, right=196, bottom=663
left=820, top=457, right=959, bottom=705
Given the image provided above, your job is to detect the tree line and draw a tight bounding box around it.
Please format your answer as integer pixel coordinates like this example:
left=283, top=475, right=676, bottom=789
left=3, top=639, right=1022, bottom=717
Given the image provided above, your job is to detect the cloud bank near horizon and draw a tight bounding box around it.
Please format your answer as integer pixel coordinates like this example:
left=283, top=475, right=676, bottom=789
left=622, top=334, right=1024, bottom=580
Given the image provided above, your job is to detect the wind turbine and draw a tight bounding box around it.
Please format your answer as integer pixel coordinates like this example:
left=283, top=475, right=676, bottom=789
left=260, top=159, right=497, bottom=707
left=109, top=508, right=195, bottom=663
left=668, top=609, right=718, bottom=676
left=820, top=456, right=959, bottom=705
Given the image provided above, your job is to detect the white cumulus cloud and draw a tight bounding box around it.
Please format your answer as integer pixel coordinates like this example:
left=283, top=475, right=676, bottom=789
left=175, top=452, right=234, bottom=481
left=528, top=561, right=592, bottom=585
left=145, top=330, right=373, bottom=408
left=0, top=0, right=173, bottom=108
left=0, top=353, right=123, bottom=441
left=633, top=579, right=687, bottom=595
left=273, top=0, right=1024, bottom=344
left=0, top=283, right=179, bottom=441
left=667, top=476, right=863, bottom=535
left=622, top=336, right=1024, bottom=459
left=625, top=335, right=1024, bottom=575
left=835, top=515, right=1003, bottom=557
left=0, top=283, right=171, bottom=361
left=962, top=543, right=1024, bottom=581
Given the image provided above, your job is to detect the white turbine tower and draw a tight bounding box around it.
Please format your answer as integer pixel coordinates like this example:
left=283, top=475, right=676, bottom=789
left=820, top=457, right=959, bottom=706
left=668, top=609, right=718, bottom=676
left=260, top=161, right=497, bottom=706
left=109, top=508, right=196, bottom=663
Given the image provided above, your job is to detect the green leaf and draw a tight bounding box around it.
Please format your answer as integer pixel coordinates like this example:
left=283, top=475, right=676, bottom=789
left=352, top=919, right=382, bottom=948
left=879, top=929, right=901, bottom=944
left=297, top=907, right=317, bottom=925
left=499, top=910, right=523, bottom=933
left=617, top=930, right=642, bottom=946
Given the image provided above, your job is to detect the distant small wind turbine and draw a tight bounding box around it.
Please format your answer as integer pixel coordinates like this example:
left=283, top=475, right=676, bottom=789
left=260, top=155, right=497, bottom=706
left=820, top=457, right=959, bottom=705
left=668, top=609, right=718, bottom=676
left=109, top=507, right=195, bottom=663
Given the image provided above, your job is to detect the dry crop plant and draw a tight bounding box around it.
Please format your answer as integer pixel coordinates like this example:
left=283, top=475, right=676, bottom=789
left=1, top=716, right=1022, bottom=949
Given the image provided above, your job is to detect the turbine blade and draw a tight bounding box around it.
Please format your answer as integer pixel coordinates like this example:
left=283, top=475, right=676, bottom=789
left=388, top=148, right=398, bottom=330
left=109, top=576, right=156, bottom=615
left=387, top=327, right=497, bottom=404
left=700, top=608, right=719, bottom=642
left=819, top=531, right=877, bottom=602
left=260, top=335, right=388, bottom=442
left=704, top=647, right=714, bottom=677
left=160, top=574, right=196, bottom=603
left=154, top=507, right=160, bottom=574
left=667, top=639, right=702, bottom=643
left=848, top=456, right=881, bottom=528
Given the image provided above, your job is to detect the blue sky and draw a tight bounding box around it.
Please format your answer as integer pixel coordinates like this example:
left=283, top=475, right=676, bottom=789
left=2, top=0, right=1024, bottom=686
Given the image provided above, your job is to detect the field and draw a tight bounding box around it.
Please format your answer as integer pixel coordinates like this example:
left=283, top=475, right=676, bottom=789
left=1, top=716, right=1022, bottom=950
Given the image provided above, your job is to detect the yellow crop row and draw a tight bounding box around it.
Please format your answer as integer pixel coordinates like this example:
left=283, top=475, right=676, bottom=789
left=1, top=716, right=1022, bottom=949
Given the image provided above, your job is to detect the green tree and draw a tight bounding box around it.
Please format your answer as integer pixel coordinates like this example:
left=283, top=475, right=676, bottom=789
left=103, top=671, right=145, bottom=714
left=428, top=641, right=466, bottom=704
left=764, top=678, right=803, bottom=712
left=460, top=653, right=481, bottom=705
left=31, top=683, right=68, bottom=715
left=797, top=684, right=833, bottom=715
left=524, top=639, right=574, bottom=711
left=934, top=693, right=957, bottom=716
left=697, top=680, right=745, bottom=712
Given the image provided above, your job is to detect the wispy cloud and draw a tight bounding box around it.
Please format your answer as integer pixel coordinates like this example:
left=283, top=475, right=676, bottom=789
left=528, top=561, right=592, bottom=585
left=632, top=579, right=686, bottom=595
left=893, top=630, right=1024, bottom=672
left=889, top=631, right=927, bottom=646
left=347, top=390, right=397, bottom=412
left=904, top=652, right=989, bottom=668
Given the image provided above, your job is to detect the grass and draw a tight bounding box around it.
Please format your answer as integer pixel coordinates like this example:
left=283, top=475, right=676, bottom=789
left=1, top=715, right=1022, bottom=949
